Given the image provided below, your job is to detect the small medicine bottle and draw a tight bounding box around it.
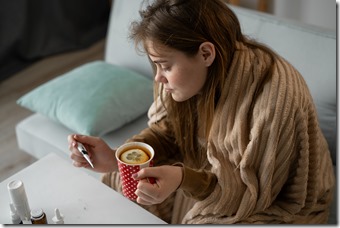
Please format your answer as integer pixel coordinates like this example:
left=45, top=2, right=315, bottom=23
left=30, top=208, right=47, bottom=224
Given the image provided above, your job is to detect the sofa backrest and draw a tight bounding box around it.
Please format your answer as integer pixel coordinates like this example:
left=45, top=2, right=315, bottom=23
left=105, top=0, right=336, bottom=165
left=105, top=0, right=153, bottom=79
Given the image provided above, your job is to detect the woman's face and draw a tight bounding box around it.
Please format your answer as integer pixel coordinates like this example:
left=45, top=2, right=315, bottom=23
left=146, top=40, right=210, bottom=102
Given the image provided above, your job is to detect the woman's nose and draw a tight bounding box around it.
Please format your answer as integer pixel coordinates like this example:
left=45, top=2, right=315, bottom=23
left=155, top=70, right=167, bottom=84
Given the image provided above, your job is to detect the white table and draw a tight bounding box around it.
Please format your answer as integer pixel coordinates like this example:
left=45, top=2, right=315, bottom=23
left=0, top=153, right=166, bottom=224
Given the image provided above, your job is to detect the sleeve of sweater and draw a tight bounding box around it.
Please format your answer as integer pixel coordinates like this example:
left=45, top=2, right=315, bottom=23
left=176, top=164, right=218, bottom=201
left=127, top=117, right=217, bottom=200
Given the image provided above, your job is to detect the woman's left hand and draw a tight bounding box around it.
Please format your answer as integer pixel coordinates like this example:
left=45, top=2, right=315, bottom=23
left=132, top=165, right=183, bottom=205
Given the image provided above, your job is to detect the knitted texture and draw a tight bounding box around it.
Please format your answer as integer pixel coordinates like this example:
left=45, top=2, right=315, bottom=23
left=180, top=42, right=335, bottom=224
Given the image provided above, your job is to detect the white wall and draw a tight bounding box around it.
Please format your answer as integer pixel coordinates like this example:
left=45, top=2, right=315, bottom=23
left=271, top=0, right=335, bottom=31
left=238, top=0, right=336, bottom=31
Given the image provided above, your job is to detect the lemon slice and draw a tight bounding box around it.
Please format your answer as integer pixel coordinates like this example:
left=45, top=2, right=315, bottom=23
left=120, top=149, right=149, bottom=164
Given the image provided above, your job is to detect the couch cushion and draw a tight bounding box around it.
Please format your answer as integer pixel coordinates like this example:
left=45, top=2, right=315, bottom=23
left=17, top=61, right=153, bottom=136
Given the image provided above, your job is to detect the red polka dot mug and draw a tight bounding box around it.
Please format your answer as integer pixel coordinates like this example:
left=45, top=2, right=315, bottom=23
left=115, top=142, right=155, bottom=200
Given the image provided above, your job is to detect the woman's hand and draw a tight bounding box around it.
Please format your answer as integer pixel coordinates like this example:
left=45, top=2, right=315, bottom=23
left=67, top=134, right=117, bottom=173
left=132, top=165, right=183, bottom=205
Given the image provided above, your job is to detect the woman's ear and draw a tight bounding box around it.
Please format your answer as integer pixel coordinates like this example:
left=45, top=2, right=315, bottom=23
left=199, top=42, right=216, bottom=67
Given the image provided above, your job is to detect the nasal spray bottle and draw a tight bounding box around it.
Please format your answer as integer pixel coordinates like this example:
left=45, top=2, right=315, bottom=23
left=9, top=203, right=22, bottom=224
left=7, top=180, right=31, bottom=223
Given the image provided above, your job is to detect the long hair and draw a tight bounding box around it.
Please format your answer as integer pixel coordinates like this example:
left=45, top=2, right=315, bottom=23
left=129, top=0, right=275, bottom=168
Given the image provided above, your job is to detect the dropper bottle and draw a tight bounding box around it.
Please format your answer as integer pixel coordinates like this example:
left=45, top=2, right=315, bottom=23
left=52, top=208, right=64, bottom=224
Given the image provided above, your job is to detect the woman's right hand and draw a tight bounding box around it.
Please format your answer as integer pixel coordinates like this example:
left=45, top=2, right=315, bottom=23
left=67, top=134, right=118, bottom=173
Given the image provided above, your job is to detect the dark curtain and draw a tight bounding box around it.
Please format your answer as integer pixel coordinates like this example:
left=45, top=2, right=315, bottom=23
left=0, top=0, right=111, bottom=81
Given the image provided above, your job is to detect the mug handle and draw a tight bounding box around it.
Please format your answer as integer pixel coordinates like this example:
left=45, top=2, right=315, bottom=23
left=147, top=177, right=156, bottom=184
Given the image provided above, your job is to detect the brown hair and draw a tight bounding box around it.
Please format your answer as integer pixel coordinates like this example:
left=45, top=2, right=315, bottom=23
left=130, top=0, right=275, bottom=168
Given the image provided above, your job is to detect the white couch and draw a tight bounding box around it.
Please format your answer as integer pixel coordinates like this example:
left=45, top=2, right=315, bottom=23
left=16, top=0, right=336, bottom=224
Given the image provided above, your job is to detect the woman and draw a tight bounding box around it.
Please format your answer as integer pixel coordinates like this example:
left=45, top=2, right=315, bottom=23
left=68, top=0, right=334, bottom=224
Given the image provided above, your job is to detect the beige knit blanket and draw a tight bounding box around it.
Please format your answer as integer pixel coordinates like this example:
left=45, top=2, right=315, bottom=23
left=102, top=42, right=335, bottom=224
left=179, top=42, right=335, bottom=224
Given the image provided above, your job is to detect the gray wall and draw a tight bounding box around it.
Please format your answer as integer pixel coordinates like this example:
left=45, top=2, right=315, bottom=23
left=238, top=0, right=335, bottom=31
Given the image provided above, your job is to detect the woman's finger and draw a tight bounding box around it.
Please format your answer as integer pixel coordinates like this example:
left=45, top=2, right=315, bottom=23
left=72, top=160, right=89, bottom=168
left=68, top=138, right=84, bottom=156
left=136, top=197, right=153, bottom=205
left=135, top=188, right=156, bottom=204
left=70, top=149, right=87, bottom=163
left=73, top=134, right=101, bottom=147
left=133, top=167, right=159, bottom=180
left=67, top=134, right=76, bottom=144
left=136, top=179, right=161, bottom=203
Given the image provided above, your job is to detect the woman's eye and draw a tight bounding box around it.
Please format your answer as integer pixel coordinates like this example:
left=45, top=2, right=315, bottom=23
left=162, top=66, right=171, bottom=72
left=154, top=62, right=171, bottom=72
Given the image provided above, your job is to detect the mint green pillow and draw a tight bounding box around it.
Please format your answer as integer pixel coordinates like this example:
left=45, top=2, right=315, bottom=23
left=17, top=61, right=153, bottom=136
